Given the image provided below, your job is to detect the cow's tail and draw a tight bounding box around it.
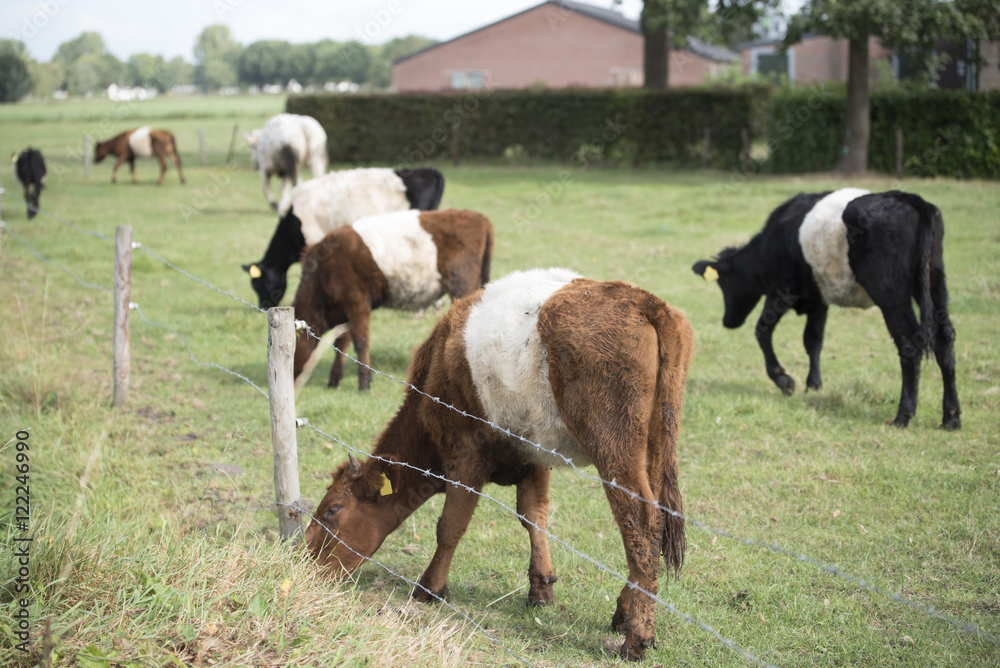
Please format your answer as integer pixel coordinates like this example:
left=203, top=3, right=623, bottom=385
left=479, top=220, right=493, bottom=287
left=913, top=194, right=938, bottom=357
left=642, top=295, right=693, bottom=577
left=169, top=133, right=183, bottom=167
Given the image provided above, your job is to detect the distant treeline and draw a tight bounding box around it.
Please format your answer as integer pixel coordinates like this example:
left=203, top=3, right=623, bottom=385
left=0, top=26, right=436, bottom=101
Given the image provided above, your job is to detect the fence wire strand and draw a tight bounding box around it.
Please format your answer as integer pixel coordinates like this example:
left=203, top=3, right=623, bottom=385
left=28, top=205, right=114, bottom=241
left=277, top=502, right=534, bottom=667
left=300, top=325, right=1000, bottom=650
left=7, top=205, right=999, bottom=657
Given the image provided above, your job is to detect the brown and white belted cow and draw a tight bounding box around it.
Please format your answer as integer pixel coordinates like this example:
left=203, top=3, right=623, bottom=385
left=304, top=268, right=694, bottom=661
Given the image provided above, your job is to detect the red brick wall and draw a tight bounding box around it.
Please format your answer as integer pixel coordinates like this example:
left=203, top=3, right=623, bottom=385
left=742, top=35, right=893, bottom=84
left=392, top=5, right=719, bottom=91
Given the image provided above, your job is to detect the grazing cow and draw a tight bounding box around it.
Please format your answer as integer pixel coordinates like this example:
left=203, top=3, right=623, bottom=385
left=304, top=268, right=693, bottom=661
left=13, top=148, right=46, bottom=219
left=242, top=167, right=445, bottom=308
left=245, top=113, right=328, bottom=210
left=693, top=188, right=960, bottom=429
left=94, top=127, right=185, bottom=185
left=292, top=208, right=492, bottom=391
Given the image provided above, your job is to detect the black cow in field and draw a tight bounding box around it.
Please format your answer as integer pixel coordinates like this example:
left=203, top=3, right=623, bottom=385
left=693, top=188, right=960, bottom=430
left=14, top=148, right=47, bottom=219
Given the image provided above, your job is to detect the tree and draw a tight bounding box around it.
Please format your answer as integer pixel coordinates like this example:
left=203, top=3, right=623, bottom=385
left=638, top=0, right=775, bottom=89
left=0, top=51, right=32, bottom=102
left=54, top=32, right=106, bottom=65
left=787, top=0, right=1000, bottom=173
left=194, top=24, right=241, bottom=90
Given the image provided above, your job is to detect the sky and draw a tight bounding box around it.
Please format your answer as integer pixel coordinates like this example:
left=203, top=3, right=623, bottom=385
left=3, top=0, right=647, bottom=62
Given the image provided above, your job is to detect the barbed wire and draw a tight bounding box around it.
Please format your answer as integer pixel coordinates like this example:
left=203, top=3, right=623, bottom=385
left=8, top=206, right=999, bottom=656
left=3, top=227, right=112, bottom=294
left=301, top=421, right=773, bottom=667
left=28, top=205, right=114, bottom=241
left=277, top=502, right=534, bottom=667
left=131, top=302, right=269, bottom=399
left=300, top=325, right=1000, bottom=650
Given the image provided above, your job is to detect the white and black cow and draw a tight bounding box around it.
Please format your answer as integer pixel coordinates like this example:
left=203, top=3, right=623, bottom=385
left=693, top=188, right=960, bottom=429
left=245, top=113, right=329, bottom=210
left=14, top=147, right=47, bottom=219
left=292, top=208, right=492, bottom=391
left=243, top=167, right=445, bottom=308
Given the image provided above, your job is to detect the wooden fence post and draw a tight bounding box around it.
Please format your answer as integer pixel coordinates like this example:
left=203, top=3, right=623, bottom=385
left=896, top=128, right=903, bottom=180
left=198, top=128, right=206, bottom=167
left=267, top=306, right=303, bottom=541
left=84, top=136, right=91, bottom=179
left=702, top=128, right=711, bottom=169
left=113, top=225, right=132, bottom=407
left=451, top=123, right=460, bottom=167
left=225, top=123, right=239, bottom=164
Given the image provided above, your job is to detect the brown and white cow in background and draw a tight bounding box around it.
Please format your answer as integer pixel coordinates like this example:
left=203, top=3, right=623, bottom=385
left=304, top=268, right=694, bottom=661
left=242, top=167, right=445, bottom=309
left=292, top=208, right=493, bottom=391
left=94, top=127, right=185, bottom=185
left=245, top=113, right=328, bottom=210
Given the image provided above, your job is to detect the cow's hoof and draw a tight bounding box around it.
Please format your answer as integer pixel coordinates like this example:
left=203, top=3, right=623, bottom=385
left=887, top=415, right=910, bottom=428
left=611, top=608, right=628, bottom=634
left=619, top=635, right=653, bottom=662
left=527, top=576, right=556, bottom=606
left=940, top=414, right=961, bottom=431
left=806, top=376, right=822, bottom=391
left=776, top=374, right=796, bottom=396
left=269, top=202, right=278, bottom=211
left=412, top=583, right=448, bottom=603
left=327, top=376, right=341, bottom=388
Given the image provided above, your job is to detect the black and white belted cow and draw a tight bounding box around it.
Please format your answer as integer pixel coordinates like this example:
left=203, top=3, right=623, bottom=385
left=693, top=188, right=960, bottom=429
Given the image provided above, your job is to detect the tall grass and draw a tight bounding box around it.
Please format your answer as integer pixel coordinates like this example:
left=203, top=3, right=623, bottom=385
left=1, top=95, right=999, bottom=666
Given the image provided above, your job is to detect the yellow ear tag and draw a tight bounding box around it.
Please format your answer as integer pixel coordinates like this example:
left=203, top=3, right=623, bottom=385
left=248, top=264, right=262, bottom=278
left=703, top=266, right=719, bottom=282
left=379, top=473, right=394, bottom=496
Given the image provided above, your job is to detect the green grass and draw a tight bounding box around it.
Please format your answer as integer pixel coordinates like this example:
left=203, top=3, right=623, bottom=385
left=1, top=95, right=999, bottom=667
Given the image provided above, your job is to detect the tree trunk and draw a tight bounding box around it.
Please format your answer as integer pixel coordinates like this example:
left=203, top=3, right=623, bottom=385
left=643, top=18, right=669, bottom=90
left=837, top=36, right=870, bottom=173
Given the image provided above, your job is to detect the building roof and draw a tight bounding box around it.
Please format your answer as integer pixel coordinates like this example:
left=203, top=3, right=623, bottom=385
left=393, top=1, right=738, bottom=65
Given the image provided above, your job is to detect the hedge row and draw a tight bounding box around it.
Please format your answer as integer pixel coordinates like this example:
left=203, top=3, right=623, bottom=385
left=287, top=87, right=771, bottom=168
left=767, top=87, right=1000, bottom=179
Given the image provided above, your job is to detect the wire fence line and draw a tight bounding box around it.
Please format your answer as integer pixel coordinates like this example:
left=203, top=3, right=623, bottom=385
left=4, top=227, right=113, bottom=295
left=5, top=206, right=999, bottom=657
left=300, top=422, right=773, bottom=667
left=276, top=502, right=535, bottom=667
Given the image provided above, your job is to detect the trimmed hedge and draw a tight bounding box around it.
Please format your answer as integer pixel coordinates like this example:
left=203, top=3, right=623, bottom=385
left=767, top=87, right=1000, bottom=179
left=287, top=87, right=771, bottom=168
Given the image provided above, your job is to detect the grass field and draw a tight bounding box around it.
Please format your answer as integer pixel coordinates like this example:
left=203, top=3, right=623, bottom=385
left=1, top=95, right=999, bottom=667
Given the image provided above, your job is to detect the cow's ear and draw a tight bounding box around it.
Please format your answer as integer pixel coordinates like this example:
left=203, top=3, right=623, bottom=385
left=692, top=260, right=720, bottom=282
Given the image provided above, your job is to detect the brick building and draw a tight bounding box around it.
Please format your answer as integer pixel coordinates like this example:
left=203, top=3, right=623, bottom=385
left=740, top=34, right=1000, bottom=91
left=392, top=0, right=738, bottom=92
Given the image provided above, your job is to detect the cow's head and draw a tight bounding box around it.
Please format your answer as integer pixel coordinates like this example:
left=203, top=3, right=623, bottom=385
left=692, top=248, right=762, bottom=329
left=94, top=141, right=110, bottom=163
left=305, top=453, right=394, bottom=575
left=242, top=262, right=286, bottom=309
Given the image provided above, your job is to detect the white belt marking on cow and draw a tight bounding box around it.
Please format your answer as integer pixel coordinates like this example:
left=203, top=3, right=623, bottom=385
left=352, top=210, right=443, bottom=312
left=463, top=267, right=591, bottom=468
left=128, top=126, right=154, bottom=158
left=799, top=187, right=875, bottom=308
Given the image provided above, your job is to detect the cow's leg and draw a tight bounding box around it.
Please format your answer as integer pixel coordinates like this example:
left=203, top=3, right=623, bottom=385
left=516, top=465, right=557, bottom=606
left=261, top=170, right=277, bottom=210
left=344, top=306, right=372, bottom=391
left=169, top=149, right=185, bottom=184
left=327, top=332, right=351, bottom=388
left=803, top=304, right=828, bottom=391
left=930, top=269, right=961, bottom=429
left=128, top=157, right=137, bottom=184
left=880, top=305, right=922, bottom=427
left=414, top=481, right=481, bottom=602
left=155, top=151, right=167, bottom=185
left=111, top=156, right=126, bottom=184
left=22, top=182, right=35, bottom=218
left=755, top=293, right=795, bottom=395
